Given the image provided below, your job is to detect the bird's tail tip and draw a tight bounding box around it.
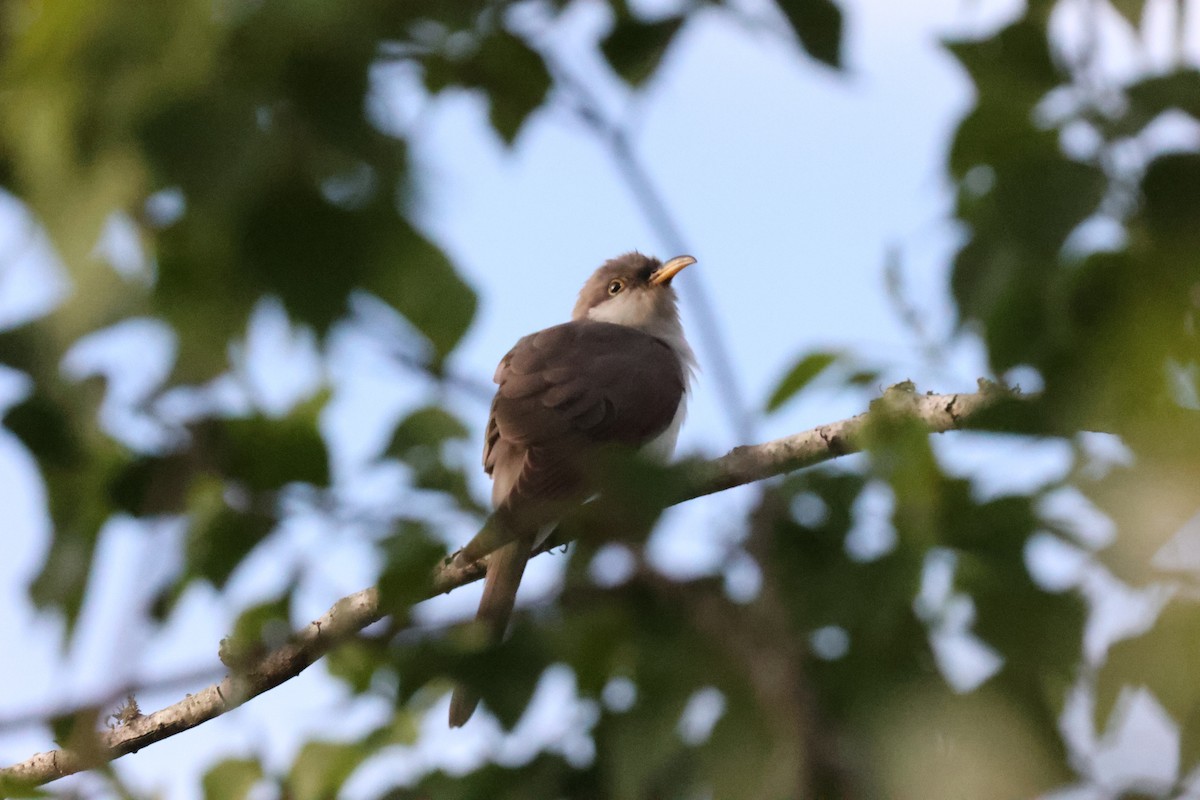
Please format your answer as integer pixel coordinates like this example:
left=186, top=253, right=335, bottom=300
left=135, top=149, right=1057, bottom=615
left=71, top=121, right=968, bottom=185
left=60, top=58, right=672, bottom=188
left=448, top=688, right=479, bottom=728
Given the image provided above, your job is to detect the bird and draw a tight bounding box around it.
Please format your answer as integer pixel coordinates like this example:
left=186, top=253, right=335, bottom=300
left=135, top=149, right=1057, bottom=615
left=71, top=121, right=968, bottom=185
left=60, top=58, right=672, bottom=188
left=448, top=251, right=696, bottom=727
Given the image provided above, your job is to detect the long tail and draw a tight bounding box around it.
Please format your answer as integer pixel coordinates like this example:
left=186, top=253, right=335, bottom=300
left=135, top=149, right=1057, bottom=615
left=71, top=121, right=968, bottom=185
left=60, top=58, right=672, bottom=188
left=448, top=535, right=533, bottom=727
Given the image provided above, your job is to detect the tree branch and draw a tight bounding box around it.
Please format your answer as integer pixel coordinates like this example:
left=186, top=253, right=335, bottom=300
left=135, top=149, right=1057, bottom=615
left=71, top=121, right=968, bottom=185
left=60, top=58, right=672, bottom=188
left=0, top=385, right=1005, bottom=790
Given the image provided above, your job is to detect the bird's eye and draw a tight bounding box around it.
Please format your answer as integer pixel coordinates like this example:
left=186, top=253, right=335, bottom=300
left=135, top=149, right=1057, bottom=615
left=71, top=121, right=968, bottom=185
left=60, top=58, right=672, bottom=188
left=608, top=280, right=624, bottom=295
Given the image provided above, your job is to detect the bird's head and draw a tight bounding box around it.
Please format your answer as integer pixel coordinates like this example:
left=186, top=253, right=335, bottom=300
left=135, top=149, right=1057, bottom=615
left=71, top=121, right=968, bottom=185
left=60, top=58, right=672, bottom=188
left=571, top=252, right=695, bottom=335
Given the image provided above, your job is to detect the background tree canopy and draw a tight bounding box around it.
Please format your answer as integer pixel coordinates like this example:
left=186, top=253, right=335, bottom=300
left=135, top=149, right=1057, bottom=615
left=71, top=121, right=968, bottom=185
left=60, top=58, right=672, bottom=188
left=1, top=0, right=1199, bottom=797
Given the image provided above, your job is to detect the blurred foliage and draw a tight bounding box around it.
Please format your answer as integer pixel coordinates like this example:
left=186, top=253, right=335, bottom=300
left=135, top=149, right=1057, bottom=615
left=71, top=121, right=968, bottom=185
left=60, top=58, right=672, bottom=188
left=201, top=757, right=264, bottom=800
left=2, top=0, right=1199, bottom=797
left=940, top=0, right=1200, bottom=796
left=765, top=349, right=838, bottom=412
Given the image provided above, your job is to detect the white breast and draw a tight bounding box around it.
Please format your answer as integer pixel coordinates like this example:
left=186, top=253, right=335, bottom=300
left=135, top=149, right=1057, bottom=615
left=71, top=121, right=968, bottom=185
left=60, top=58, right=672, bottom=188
left=641, top=393, right=688, bottom=463
left=585, top=288, right=695, bottom=463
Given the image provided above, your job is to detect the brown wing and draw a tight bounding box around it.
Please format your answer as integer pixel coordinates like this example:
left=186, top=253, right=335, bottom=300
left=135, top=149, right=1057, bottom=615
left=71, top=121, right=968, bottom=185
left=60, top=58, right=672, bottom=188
left=483, top=320, right=685, bottom=518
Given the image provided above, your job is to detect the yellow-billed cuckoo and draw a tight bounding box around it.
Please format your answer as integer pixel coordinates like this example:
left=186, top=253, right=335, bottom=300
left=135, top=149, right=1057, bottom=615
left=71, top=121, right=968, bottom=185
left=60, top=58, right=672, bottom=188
left=448, top=252, right=696, bottom=727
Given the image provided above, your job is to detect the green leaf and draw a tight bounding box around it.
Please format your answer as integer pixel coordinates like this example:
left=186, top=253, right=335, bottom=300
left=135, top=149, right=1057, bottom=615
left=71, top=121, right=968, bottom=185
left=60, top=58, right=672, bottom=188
left=697, top=680, right=801, bottom=800
left=473, top=640, right=546, bottom=730
left=385, top=406, right=469, bottom=457
left=1094, top=601, right=1199, bottom=757
left=601, top=17, right=685, bottom=87
left=385, top=405, right=482, bottom=512
left=286, top=740, right=372, bottom=800
left=595, top=689, right=693, bottom=798
left=365, top=220, right=478, bottom=364
left=999, top=157, right=1107, bottom=248
left=1116, top=69, right=1200, bottom=137
left=863, top=407, right=944, bottom=551
left=107, top=452, right=196, bottom=516
left=1107, top=0, right=1147, bottom=28
left=407, top=753, right=591, bottom=798
left=1140, top=152, right=1200, bottom=244
left=864, top=683, right=1071, bottom=797
left=566, top=455, right=689, bottom=546
left=416, top=462, right=482, bottom=512
left=0, top=777, right=48, bottom=798
left=846, top=368, right=882, bottom=386
left=952, top=499, right=1085, bottom=685
left=185, top=479, right=274, bottom=588
left=472, top=32, right=552, bottom=144
left=423, top=31, right=552, bottom=144
left=949, top=154, right=1106, bottom=371
left=188, top=506, right=274, bottom=588
left=29, top=529, right=102, bottom=630
left=202, top=758, right=265, bottom=800
left=765, top=351, right=838, bottom=412
left=131, top=8, right=422, bottom=381
left=387, top=621, right=555, bottom=731
left=757, top=472, right=934, bottom=731
left=377, top=521, right=446, bottom=615
left=776, top=0, right=843, bottom=68
left=437, top=624, right=549, bottom=730
left=9, top=384, right=122, bottom=628
left=218, top=404, right=330, bottom=492
left=49, top=706, right=105, bottom=765
left=325, top=638, right=388, bottom=694
left=220, top=595, right=294, bottom=669
left=236, top=182, right=385, bottom=333
left=3, top=393, right=85, bottom=470
left=944, top=21, right=1059, bottom=105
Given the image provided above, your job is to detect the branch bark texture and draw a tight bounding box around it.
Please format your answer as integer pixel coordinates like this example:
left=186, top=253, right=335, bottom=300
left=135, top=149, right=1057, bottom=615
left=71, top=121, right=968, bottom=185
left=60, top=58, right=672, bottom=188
left=0, top=386, right=1001, bottom=789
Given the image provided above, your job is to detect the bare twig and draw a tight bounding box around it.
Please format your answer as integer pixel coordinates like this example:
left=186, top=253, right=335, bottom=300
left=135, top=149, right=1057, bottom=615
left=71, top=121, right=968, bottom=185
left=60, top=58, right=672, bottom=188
left=0, top=666, right=226, bottom=734
left=0, top=385, right=1004, bottom=790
